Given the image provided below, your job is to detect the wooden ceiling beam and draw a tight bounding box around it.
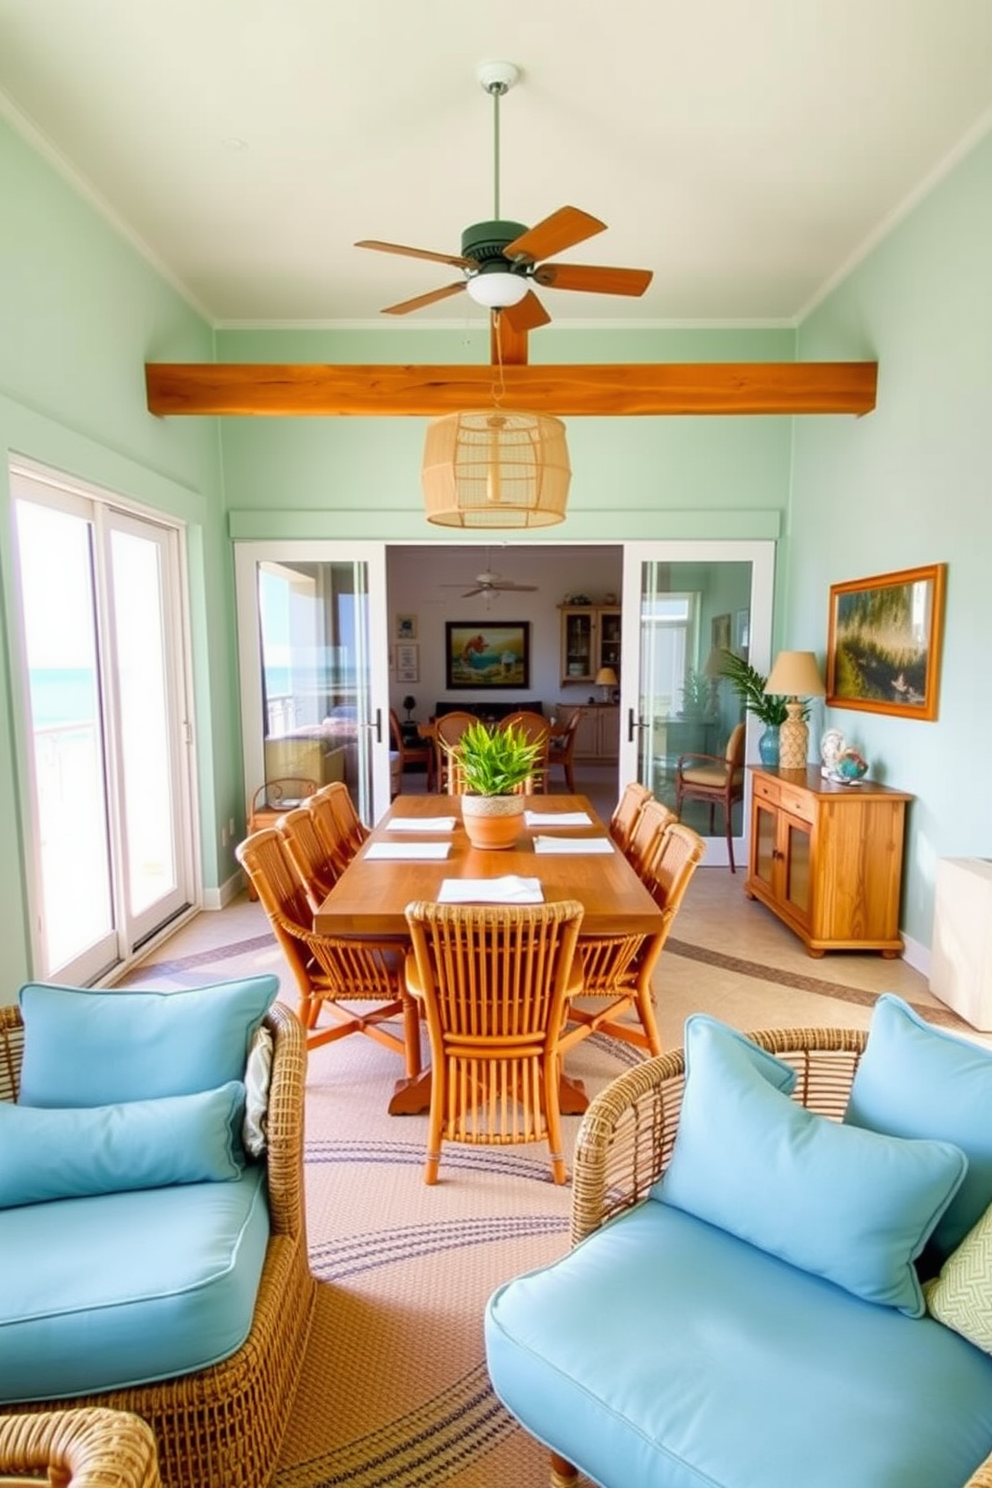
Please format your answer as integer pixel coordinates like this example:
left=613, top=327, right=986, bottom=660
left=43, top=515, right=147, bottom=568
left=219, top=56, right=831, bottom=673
left=144, top=361, right=877, bottom=418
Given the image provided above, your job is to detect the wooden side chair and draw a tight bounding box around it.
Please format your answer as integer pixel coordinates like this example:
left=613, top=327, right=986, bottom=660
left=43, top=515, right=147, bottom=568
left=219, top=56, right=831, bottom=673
left=674, top=721, right=746, bottom=872
left=433, top=711, right=478, bottom=793
left=547, top=709, right=581, bottom=793
left=403, top=899, right=585, bottom=1185
left=308, top=780, right=369, bottom=869
left=389, top=708, right=435, bottom=792
left=236, top=828, right=420, bottom=1072
left=498, top=711, right=552, bottom=792
left=277, top=805, right=341, bottom=914
left=608, top=781, right=652, bottom=853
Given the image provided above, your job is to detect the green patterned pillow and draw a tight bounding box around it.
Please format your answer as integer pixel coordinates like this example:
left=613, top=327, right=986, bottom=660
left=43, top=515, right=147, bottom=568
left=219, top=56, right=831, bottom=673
left=924, top=1201, right=992, bottom=1353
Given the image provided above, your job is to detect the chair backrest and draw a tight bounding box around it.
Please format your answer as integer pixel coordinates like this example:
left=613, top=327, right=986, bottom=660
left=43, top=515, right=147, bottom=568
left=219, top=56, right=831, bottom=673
left=609, top=781, right=652, bottom=850
left=236, top=828, right=315, bottom=995
left=625, top=797, right=677, bottom=878
left=278, top=805, right=340, bottom=912
left=499, top=712, right=551, bottom=791
left=643, top=821, right=707, bottom=920
left=725, top=721, right=746, bottom=769
left=309, top=780, right=368, bottom=864
left=404, top=898, right=584, bottom=1138
left=434, top=711, right=480, bottom=790
left=552, top=709, right=581, bottom=754
left=388, top=708, right=403, bottom=751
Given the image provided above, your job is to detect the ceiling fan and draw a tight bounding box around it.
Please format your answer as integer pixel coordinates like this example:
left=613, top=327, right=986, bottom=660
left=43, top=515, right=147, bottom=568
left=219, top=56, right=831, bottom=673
left=355, top=61, right=653, bottom=336
left=442, top=558, right=538, bottom=599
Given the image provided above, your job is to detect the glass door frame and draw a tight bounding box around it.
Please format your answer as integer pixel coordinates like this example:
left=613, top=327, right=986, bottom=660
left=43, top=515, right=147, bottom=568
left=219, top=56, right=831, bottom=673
left=234, top=541, right=391, bottom=823
left=619, top=540, right=776, bottom=870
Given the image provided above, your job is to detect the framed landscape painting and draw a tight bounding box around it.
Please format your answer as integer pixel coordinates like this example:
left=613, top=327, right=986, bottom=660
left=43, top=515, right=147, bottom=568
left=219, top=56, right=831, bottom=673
left=445, top=622, right=530, bottom=690
left=826, top=564, right=946, bottom=720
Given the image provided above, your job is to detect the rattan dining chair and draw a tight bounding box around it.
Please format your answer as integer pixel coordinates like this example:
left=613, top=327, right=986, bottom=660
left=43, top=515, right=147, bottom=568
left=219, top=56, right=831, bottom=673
left=433, top=711, right=479, bottom=793
left=404, top=899, right=585, bottom=1185
left=608, top=781, right=652, bottom=853
left=561, top=820, right=706, bottom=1060
left=308, top=780, right=369, bottom=868
left=498, top=711, right=552, bottom=793
left=623, top=796, right=678, bottom=880
left=547, top=709, right=581, bottom=793
left=236, top=828, right=420, bottom=1072
left=277, top=805, right=341, bottom=914
left=0, top=1408, right=162, bottom=1488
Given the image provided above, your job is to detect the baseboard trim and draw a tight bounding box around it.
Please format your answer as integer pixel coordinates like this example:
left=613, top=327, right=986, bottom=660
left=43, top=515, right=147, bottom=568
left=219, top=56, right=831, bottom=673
left=901, top=930, right=930, bottom=981
left=202, top=871, right=245, bottom=911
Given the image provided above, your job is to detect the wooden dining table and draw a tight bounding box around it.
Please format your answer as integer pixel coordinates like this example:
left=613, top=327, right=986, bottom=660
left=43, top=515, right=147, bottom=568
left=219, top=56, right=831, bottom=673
left=314, top=793, right=666, bottom=1114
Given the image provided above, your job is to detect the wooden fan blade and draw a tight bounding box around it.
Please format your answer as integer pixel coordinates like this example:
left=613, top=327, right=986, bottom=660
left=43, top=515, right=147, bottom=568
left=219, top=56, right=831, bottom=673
left=381, top=282, right=467, bottom=316
left=493, top=582, right=537, bottom=591
left=355, top=239, right=477, bottom=269
left=534, top=263, right=654, bottom=297
left=500, top=291, right=552, bottom=334
left=502, top=207, right=607, bottom=264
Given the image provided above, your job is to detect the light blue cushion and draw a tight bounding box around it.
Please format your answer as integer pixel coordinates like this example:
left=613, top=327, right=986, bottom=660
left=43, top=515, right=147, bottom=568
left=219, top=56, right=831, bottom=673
left=845, top=993, right=992, bottom=1266
left=485, top=1200, right=992, bottom=1488
left=654, top=1015, right=967, bottom=1315
left=0, top=1082, right=246, bottom=1208
left=0, top=1167, right=270, bottom=1401
left=18, top=975, right=278, bottom=1107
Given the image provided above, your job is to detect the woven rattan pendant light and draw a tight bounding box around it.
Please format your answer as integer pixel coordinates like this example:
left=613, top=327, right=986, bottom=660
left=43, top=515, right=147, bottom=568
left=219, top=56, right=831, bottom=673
left=422, top=409, right=570, bottom=527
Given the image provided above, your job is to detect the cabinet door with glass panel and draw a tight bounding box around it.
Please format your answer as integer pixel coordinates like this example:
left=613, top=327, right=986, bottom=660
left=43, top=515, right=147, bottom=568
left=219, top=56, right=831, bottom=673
left=559, top=606, right=621, bottom=685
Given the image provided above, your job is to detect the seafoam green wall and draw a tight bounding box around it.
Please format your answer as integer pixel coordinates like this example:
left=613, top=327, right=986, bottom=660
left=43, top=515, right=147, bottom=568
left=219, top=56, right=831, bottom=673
left=791, top=129, right=992, bottom=954
left=0, top=116, right=236, bottom=990
left=217, top=324, right=796, bottom=543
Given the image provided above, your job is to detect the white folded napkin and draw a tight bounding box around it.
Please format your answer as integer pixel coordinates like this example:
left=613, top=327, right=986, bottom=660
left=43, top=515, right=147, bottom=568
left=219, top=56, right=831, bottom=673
left=437, top=875, right=544, bottom=905
left=387, top=816, right=457, bottom=832
left=524, top=810, right=593, bottom=827
left=533, top=836, right=614, bottom=855
left=364, top=841, right=451, bottom=860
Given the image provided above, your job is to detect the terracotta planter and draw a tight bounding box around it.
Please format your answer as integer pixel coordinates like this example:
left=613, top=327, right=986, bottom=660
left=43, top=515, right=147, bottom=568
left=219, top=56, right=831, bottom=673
left=461, top=793, right=525, bottom=850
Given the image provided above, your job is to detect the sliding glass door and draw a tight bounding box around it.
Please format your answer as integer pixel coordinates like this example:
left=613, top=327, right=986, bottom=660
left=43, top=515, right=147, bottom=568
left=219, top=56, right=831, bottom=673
left=620, top=542, right=775, bottom=869
left=11, top=466, right=195, bottom=983
left=234, top=543, right=390, bottom=827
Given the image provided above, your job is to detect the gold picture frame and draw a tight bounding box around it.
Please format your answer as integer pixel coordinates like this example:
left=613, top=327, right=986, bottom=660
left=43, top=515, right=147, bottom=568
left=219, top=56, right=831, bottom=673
left=826, top=563, right=946, bottom=720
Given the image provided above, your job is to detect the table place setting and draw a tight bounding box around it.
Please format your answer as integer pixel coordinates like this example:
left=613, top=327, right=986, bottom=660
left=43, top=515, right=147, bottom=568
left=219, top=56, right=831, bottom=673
left=365, top=841, right=452, bottom=861
left=532, top=835, right=615, bottom=855
left=386, top=816, right=457, bottom=832
left=523, top=810, right=593, bottom=827
left=437, top=875, right=544, bottom=905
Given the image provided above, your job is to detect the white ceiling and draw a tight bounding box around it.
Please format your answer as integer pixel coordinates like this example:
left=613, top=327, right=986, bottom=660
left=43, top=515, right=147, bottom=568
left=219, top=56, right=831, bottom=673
left=2, top=0, right=992, bottom=330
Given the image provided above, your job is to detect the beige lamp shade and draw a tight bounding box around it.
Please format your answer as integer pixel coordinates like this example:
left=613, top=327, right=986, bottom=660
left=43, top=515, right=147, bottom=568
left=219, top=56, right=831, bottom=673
left=595, top=667, right=619, bottom=688
left=764, top=651, right=826, bottom=771
left=422, top=410, right=571, bottom=529
left=764, top=650, right=826, bottom=699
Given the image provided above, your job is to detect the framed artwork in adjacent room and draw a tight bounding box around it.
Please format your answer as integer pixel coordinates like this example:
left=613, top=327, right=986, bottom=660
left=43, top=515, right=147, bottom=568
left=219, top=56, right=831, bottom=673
left=395, top=643, right=419, bottom=683
left=826, top=563, right=946, bottom=720
left=445, top=623, right=530, bottom=690
left=395, top=613, right=417, bottom=641
left=711, top=613, right=732, bottom=652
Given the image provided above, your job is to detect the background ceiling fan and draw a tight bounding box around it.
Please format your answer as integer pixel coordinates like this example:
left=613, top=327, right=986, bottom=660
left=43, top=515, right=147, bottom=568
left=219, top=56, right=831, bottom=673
left=442, top=557, right=538, bottom=599
left=355, top=61, right=653, bottom=335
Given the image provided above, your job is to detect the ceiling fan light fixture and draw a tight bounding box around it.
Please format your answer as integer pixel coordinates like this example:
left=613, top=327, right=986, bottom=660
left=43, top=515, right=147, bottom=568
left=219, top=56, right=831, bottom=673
left=465, top=270, right=529, bottom=309
left=422, top=410, right=571, bottom=529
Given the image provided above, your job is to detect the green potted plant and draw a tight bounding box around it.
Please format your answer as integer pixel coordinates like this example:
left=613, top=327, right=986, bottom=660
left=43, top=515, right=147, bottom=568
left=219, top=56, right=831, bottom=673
left=446, top=720, right=544, bottom=850
left=715, top=649, right=791, bottom=766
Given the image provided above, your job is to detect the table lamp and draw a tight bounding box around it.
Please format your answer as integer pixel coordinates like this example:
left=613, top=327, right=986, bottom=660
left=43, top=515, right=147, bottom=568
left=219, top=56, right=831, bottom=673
left=595, top=667, right=618, bottom=703
left=764, top=651, right=826, bottom=770
left=402, top=695, right=416, bottom=723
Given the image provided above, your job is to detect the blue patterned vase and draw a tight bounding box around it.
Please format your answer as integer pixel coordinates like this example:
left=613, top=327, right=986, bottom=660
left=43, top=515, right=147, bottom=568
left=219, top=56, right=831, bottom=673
left=758, top=725, right=780, bottom=767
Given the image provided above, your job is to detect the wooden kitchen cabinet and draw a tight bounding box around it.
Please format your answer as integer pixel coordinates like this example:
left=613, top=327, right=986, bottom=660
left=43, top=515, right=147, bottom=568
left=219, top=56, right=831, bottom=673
left=559, top=606, right=621, bottom=685
left=559, top=704, right=620, bottom=762
left=744, top=766, right=912, bottom=957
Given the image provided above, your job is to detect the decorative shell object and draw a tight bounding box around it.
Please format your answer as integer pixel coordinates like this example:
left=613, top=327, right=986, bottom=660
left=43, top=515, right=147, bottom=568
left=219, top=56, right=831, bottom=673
left=832, top=748, right=869, bottom=784
left=820, top=728, right=846, bottom=776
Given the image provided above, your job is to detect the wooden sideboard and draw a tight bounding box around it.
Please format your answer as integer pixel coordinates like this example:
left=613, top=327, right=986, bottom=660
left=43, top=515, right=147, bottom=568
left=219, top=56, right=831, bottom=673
left=744, top=766, right=912, bottom=958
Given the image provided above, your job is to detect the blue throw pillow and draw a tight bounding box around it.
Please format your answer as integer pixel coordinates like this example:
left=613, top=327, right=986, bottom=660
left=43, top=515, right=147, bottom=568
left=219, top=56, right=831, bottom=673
left=655, top=1015, right=968, bottom=1316
left=0, top=1081, right=246, bottom=1207
left=845, top=994, right=992, bottom=1267
left=18, top=976, right=278, bottom=1107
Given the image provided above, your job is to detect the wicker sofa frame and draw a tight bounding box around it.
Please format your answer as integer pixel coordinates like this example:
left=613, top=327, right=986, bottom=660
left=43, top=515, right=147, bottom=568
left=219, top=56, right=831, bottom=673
left=0, top=1000, right=317, bottom=1488
left=0, top=1407, right=162, bottom=1488
left=548, top=1025, right=992, bottom=1488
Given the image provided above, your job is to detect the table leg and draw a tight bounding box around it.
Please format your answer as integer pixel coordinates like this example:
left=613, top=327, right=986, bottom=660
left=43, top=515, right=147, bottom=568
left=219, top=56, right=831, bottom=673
left=388, top=1070, right=432, bottom=1115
